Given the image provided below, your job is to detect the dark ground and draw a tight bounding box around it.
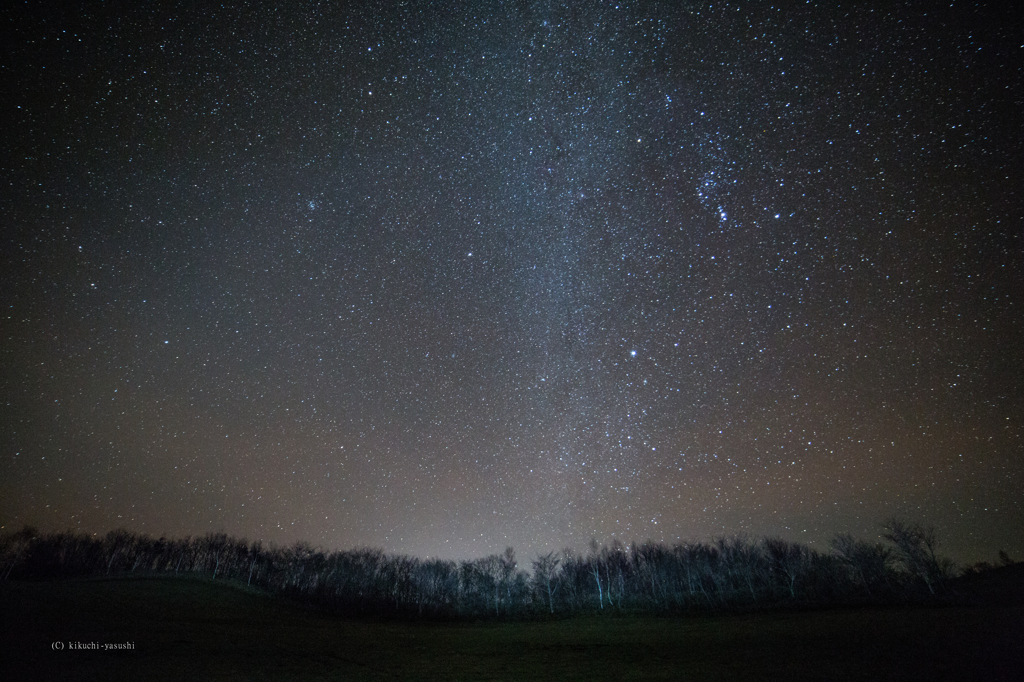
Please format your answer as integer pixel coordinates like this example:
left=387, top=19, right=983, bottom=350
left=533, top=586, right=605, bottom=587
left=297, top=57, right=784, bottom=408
left=2, top=566, right=1022, bottom=681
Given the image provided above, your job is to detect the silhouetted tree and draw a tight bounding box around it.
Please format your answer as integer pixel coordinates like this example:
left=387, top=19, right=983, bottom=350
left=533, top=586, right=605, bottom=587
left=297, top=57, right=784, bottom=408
left=602, top=539, right=630, bottom=607
left=559, top=548, right=588, bottom=611
left=104, top=529, right=136, bottom=574
left=201, top=533, right=230, bottom=579
left=632, top=541, right=674, bottom=608
left=831, top=533, right=893, bottom=599
left=532, top=551, right=560, bottom=614
left=496, top=547, right=531, bottom=616
left=676, top=542, right=717, bottom=608
left=716, top=536, right=763, bottom=604
left=1, top=524, right=965, bottom=619
left=883, top=518, right=954, bottom=595
left=412, top=558, right=458, bottom=617
left=764, top=537, right=809, bottom=600
left=587, top=539, right=605, bottom=609
left=459, top=554, right=505, bottom=617
left=1, top=526, right=37, bottom=579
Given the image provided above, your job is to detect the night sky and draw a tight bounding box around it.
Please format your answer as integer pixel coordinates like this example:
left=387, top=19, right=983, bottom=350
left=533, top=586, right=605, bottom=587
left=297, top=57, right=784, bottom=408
left=2, top=1, right=1021, bottom=565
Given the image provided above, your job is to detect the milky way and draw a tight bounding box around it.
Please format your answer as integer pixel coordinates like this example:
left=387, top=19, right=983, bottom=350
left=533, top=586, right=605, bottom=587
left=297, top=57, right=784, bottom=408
left=2, top=1, right=1021, bottom=563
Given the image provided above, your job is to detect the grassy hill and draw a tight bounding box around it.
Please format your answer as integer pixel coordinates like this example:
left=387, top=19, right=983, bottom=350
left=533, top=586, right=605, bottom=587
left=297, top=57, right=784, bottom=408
left=2, top=570, right=1021, bottom=680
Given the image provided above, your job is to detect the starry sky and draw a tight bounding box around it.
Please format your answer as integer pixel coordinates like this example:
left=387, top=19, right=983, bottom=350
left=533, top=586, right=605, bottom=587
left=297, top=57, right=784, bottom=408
left=2, top=1, right=1021, bottom=564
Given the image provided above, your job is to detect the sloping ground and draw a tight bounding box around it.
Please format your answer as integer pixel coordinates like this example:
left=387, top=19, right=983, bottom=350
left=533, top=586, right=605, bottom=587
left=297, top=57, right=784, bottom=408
left=950, top=562, right=1024, bottom=606
left=1, top=574, right=1021, bottom=681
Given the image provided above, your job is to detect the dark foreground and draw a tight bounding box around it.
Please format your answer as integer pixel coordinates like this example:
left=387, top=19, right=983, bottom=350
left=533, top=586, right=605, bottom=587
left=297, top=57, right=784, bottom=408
left=2, top=574, right=1021, bottom=681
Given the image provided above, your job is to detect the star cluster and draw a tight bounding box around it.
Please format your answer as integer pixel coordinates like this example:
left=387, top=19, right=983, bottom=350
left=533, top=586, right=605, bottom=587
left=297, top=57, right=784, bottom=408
left=2, top=1, right=1021, bottom=563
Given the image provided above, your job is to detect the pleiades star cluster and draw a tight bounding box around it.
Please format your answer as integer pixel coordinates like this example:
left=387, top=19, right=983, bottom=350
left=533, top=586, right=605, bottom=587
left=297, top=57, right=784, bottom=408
left=2, top=1, right=1021, bottom=563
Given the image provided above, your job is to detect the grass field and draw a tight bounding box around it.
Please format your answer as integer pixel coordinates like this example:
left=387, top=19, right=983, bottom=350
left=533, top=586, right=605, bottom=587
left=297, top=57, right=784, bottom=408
left=2, top=573, right=1021, bottom=680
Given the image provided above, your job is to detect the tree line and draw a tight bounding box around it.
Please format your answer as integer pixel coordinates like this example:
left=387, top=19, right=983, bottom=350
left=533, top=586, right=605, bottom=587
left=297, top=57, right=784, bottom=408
left=0, top=520, right=965, bottom=619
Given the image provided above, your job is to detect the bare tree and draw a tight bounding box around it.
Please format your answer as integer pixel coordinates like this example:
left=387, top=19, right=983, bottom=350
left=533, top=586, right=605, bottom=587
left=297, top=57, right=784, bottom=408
left=2, top=525, right=960, bottom=617
left=602, top=539, right=630, bottom=607
left=202, top=533, right=230, bottom=579
left=246, top=540, right=263, bottom=586
left=532, top=552, right=560, bottom=614
left=831, top=533, right=892, bottom=599
left=677, top=542, right=717, bottom=608
left=588, top=539, right=605, bottom=609
left=559, top=548, right=586, bottom=611
left=633, top=542, right=672, bottom=608
left=457, top=554, right=504, bottom=617
left=1, top=526, right=38, bottom=580
left=716, top=536, right=763, bottom=604
left=883, top=518, right=954, bottom=595
left=413, top=558, right=457, bottom=616
left=499, top=547, right=517, bottom=604
left=765, top=537, right=808, bottom=600
left=104, top=529, right=136, bottom=575
left=497, top=547, right=531, bottom=616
